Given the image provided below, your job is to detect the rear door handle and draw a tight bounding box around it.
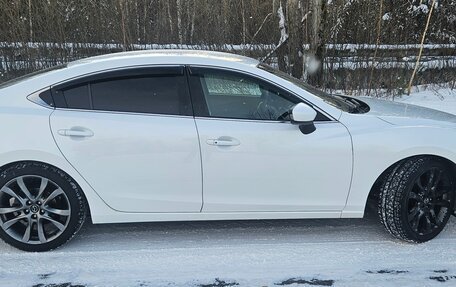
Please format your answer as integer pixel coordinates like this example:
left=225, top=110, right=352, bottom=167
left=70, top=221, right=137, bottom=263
left=206, top=137, right=240, bottom=146
left=58, top=128, right=94, bottom=137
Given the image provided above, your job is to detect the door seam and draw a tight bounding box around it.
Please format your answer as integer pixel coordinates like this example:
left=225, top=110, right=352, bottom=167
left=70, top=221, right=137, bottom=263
left=339, top=120, right=355, bottom=216
left=184, top=65, right=205, bottom=212
left=193, top=118, right=205, bottom=212
left=48, top=109, right=118, bottom=212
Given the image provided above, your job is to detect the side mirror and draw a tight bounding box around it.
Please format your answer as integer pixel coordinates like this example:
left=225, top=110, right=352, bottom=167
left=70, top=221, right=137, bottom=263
left=291, top=103, right=317, bottom=135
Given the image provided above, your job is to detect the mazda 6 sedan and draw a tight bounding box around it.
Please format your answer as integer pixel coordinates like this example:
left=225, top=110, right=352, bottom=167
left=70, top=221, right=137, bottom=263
left=0, top=50, right=455, bottom=251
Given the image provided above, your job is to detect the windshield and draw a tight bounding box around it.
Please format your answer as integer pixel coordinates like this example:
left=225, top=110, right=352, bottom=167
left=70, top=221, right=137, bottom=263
left=258, top=63, right=363, bottom=113
left=0, top=64, right=67, bottom=89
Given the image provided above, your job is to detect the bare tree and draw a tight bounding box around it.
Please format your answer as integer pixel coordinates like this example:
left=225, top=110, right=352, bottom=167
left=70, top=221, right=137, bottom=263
left=28, top=0, right=33, bottom=42
left=167, top=0, right=174, bottom=38
left=0, top=0, right=454, bottom=94
left=241, top=0, right=247, bottom=44
left=118, top=0, right=129, bottom=51
left=189, top=0, right=196, bottom=43
left=367, top=0, right=384, bottom=95
left=308, top=0, right=327, bottom=87
left=287, top=0, right=304, bottom=78
left=263, top=0, right=288, bottom=72
left=176, top=0, right=183, bottom=44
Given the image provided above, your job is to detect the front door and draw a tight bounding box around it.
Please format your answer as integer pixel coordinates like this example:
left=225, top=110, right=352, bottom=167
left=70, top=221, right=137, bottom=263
left=189, top=67, right=352, bottom=212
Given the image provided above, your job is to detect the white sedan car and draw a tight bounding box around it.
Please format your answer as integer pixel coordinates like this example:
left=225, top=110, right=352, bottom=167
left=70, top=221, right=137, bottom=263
left=0, top=50, right=455, bottom=251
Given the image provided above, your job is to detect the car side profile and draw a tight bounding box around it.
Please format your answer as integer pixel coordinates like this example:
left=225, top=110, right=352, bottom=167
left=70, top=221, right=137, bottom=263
left=0, top=50, right=455, bottom=251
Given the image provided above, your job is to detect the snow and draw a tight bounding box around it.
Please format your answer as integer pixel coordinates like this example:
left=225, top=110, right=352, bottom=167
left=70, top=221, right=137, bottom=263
left=305, top=55, right=321, bottom=74
left=1, top=42, right=454, bottom=52
left=4, top=56, right=453, bottom=73
left=1, top=216, right=455, bottom=286
left=277, top=3, right=288, bottom=46
left=324, top=55, right=456, bottom=70
left=1, top=87, right=456, bottom=287
left=396, top=86, right=456, bottom=115
left=323, top=43, right=456, bottom=51
left=411, top=4, right=430, bottom=14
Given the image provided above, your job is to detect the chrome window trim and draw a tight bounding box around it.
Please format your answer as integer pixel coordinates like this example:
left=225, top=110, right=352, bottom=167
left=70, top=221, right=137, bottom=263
left=53, top=107, right=195, bottom=119
left=26, top=87, right=54, bottom=109
left=194, top=116, right=337, bottom=125
left=52, top=107, right=333, bottom=123
left=50, top=64, right=184, bottom=88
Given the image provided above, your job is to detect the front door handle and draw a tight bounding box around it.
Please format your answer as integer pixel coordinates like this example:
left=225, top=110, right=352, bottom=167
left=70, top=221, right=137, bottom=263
left=58, top=128, right=94, bottom=138
left=206, top=137, right=240, bottom=146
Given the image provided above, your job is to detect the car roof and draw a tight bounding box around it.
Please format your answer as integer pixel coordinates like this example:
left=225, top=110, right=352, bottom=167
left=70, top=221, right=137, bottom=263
left=0, top=50, right=261, bottom=97
left=68, top=49, right=260, bottom=68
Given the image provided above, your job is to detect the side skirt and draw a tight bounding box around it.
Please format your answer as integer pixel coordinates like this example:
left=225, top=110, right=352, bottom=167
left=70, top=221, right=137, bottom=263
left=91, top=211, right=348, bottom=224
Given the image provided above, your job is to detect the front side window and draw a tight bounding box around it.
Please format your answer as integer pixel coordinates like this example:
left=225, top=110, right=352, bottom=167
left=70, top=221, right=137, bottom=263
left=195, top=70, right=297, bottom=121
left=52, top=67, right=191, bottom=116
left=258, top=63, right=369, bottom=114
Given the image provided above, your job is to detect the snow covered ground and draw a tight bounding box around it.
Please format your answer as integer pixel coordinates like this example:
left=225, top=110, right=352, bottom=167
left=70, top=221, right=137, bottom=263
left=1, top=216, right=455, bottom=287
left=396, top=86, right=456, bottom=115
left=1, top=87, right=455, bottom=287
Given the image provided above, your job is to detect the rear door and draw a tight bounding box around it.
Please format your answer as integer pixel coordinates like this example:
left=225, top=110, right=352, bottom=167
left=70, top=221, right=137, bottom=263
left=50, top=66, right=203, bottom=213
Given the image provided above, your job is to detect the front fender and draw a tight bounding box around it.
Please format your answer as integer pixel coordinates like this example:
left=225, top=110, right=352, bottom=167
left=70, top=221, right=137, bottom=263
left=340, top=114, right=456, bottom=218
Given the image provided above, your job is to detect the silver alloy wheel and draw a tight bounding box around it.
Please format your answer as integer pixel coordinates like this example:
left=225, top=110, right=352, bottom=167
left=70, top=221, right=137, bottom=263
left=0, top=175, right=71, bottom=245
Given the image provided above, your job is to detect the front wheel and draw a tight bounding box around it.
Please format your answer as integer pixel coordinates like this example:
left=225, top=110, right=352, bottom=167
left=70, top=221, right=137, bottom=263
left=378, top=157, right=455, bottom=243
left=0, top=162, right=86, bottom=251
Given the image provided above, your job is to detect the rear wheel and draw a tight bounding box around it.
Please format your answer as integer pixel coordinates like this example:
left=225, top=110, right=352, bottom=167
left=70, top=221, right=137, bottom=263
left=0, top=162, right=86, bottom=251
left=378, top=157, right=455, bottom=243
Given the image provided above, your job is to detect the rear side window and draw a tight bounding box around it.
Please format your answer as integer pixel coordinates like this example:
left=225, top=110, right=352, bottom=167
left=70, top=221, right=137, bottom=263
left=60, top=84, right=91, bottom=109
left=52, top=67, right=192, bottom=116
left=91, top=76, right=186, bottom=115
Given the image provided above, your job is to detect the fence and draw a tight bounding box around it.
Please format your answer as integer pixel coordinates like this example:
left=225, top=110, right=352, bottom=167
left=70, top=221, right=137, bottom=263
left=1, top=42, right=455, bottom=96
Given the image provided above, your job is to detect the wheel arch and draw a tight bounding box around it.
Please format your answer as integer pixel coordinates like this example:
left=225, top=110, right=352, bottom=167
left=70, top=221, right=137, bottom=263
left=0, top=160, right=93, bottom=220
left=364, top=154, right=456, bottom=215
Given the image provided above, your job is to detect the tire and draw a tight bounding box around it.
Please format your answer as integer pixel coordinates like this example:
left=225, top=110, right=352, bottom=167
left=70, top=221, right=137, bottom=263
left=0, top=161, right=86, bottom=251
left=378, top=157, right=455, bottom=243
